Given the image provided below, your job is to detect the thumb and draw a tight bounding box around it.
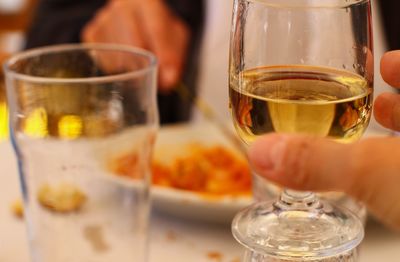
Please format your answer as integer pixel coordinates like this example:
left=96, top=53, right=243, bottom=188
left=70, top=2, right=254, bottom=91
left=248, top=134, right=400, bottom=230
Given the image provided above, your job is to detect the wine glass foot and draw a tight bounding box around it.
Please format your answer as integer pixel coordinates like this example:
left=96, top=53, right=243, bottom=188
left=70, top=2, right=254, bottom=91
left=232, top=199, right=364, bottom=259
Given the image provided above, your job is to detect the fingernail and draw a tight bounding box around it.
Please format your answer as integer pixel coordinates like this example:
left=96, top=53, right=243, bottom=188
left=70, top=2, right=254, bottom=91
left=249, top=136, right=288, bottom=174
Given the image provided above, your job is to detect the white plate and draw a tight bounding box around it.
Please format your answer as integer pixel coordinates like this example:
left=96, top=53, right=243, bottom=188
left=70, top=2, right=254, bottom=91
left=151, top=123, right=253, bottom=224
left=150, top=124, right=393, bottom=224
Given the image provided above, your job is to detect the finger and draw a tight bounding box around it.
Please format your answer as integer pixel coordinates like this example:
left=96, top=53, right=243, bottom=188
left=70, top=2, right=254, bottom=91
left=381, top=50, right=400, bottom=88
left=249, top=134, right=353, bottom=192
left=374, top=92, right=400, bottom=131
left=84, top=1, right=146, bottom=47
left=248, top=134, right=400, bottom=230
left=0, top=51, right=9, bottom=75
left=81, top=1, right=148, bottom=74
left=106, top=1, right=147, bottom=47
left=139, top=1, right=190, bottom=89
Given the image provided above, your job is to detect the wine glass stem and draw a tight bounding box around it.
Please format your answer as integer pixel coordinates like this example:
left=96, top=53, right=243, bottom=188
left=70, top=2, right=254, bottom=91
left=277, top=189, right=321, bottom=211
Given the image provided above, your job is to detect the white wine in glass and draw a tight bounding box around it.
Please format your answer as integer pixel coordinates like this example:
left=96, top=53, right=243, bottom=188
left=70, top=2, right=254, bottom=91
left=230, top=65, right=372, bottom=144
left=229, top=0, right=373, bottom=260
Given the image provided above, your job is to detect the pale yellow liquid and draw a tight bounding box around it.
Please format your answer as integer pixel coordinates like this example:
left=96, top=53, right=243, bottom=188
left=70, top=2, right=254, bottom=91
left=229, top=65, right=373, bottom=144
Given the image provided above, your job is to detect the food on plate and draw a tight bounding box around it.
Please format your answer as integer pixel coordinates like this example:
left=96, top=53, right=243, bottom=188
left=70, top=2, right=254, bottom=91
left=108, top=152, right=144, bottom=179
left=152, top=144, right=252, bottom=195
left=111, top=143, right=252, bottom=195
left=37, top=183, right=87, bottom=213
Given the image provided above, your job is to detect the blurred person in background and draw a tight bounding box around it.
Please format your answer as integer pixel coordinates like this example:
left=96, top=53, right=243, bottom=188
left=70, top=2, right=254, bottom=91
left=25, top=0, right=204, bottom=124
left=23, top=0, right=400, bottom=230
left=23, top=0, right=398, bottom=125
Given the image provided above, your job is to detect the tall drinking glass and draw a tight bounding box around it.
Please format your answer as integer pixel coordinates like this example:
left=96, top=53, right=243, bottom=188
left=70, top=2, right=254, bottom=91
left=229, top=0, right=373, bottom=260
left=4, top=44, right=158, bottom=262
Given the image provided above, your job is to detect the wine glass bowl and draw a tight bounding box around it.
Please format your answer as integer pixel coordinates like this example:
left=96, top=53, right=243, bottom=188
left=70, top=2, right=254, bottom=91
left=229, top=0, right=373, bottom=260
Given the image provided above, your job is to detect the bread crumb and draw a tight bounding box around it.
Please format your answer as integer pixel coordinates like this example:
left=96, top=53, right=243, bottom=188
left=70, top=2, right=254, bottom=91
left=83, top=225, right=110, bottom=253
left=37, top=183, right=86, bottom=213
left=11, top=199, right=24, bottom=218
left=166, top=230, right=177, bottom=241
left=207, top=251, right=223, bottom=261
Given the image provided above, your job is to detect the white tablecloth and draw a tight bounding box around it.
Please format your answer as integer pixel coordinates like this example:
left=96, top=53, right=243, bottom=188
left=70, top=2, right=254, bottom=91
left=1, top=141, right=399, bottom=262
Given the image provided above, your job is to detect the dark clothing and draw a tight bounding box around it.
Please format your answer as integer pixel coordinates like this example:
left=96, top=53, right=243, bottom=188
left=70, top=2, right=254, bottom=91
left=377, top=0, right=400, bottom=50
left=26, top=0, right=205, bottom=124
left=26, top=0, right=105, bottom=47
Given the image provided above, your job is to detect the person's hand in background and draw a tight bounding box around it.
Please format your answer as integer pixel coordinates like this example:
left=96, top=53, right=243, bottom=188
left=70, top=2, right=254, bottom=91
left=0, top=50, right=10, bottom=78
left=248, top=50, right=400, bottom=231
left=82, top=0, right=190, bottom=91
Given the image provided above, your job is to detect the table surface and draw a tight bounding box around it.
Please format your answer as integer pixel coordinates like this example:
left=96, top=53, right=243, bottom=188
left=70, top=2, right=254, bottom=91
left=1, top=140, right=400, bottom=262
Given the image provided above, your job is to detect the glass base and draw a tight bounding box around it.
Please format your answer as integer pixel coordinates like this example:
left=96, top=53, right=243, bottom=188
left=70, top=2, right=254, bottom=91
left=232, top=197, right=364, bottom=259
left=243, top=248, right=359, bottom=262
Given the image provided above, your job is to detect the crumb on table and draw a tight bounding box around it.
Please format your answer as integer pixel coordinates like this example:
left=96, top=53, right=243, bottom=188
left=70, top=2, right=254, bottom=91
left=207, top=251, right=223, bottom=261
left=11, top=198, right=24, bottom=218
left=166, top=230, right=178, bottom=241
left=37, top=183, right=87, bottom=213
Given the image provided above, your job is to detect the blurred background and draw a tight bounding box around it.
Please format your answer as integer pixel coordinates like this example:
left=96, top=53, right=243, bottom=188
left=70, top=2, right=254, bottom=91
left=0, top=0, right=37, bottom=139
left=0, top=0, right=395, bottom=142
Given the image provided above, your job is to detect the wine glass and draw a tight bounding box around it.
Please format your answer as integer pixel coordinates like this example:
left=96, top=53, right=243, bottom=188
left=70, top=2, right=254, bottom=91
left=229, top=0, right=373, bottom=260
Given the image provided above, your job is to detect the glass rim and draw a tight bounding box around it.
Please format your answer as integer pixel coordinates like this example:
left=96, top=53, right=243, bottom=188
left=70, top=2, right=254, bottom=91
left=244, top=0, right=370, bottom=9
left=3, top=43, right=158, bottom=84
